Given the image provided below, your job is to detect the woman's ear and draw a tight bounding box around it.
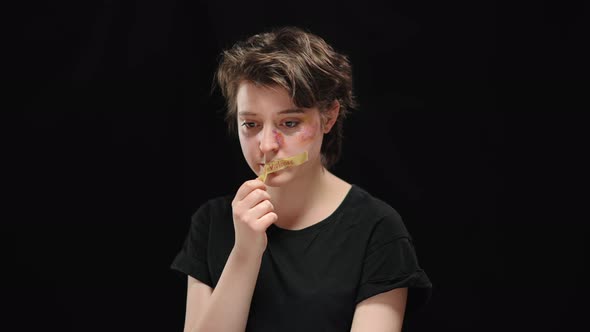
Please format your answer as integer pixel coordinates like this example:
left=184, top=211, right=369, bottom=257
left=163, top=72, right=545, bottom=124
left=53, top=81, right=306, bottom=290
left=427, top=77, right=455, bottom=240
left=322, top=100, right=340, bottom=134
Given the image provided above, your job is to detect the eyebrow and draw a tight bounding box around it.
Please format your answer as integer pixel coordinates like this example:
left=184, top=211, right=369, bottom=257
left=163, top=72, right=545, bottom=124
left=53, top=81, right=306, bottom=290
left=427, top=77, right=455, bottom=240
left=278, top=108, right=306, bottom=115
left=238, top=108, right=307, bottom=116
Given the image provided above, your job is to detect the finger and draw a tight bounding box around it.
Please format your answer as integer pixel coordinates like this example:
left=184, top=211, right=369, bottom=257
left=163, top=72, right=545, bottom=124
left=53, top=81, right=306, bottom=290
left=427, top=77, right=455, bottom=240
left=240, top=188, right=271, bottom=210
left=234, top=179, right=266, bottom=203
left=246, top=199, right=274, bottom=221
left=252, top=212, right=278, bottom=232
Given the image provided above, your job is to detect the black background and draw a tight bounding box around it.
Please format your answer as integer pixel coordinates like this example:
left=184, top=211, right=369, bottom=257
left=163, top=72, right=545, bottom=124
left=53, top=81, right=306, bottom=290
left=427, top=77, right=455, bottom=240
left=5, top=0, right=588, bottom=331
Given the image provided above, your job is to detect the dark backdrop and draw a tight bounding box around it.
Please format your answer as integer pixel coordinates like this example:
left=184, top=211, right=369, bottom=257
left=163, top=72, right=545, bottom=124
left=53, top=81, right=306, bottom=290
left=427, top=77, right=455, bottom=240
left=5, top=1, right=588, bottom=331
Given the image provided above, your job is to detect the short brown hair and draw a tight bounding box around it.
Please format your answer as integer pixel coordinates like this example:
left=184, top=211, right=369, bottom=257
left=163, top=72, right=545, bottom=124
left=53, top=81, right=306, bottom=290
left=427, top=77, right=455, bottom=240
left=214, top=26, right=357, bottom=169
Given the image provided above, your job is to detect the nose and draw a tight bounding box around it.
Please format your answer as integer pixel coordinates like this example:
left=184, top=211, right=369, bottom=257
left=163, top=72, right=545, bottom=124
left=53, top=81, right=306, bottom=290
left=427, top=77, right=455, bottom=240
left=259, top=126, right=279, bottom=154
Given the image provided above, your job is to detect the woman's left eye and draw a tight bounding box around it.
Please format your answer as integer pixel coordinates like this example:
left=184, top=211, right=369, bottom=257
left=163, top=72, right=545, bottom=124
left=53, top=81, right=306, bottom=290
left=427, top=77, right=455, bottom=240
left=283, top=121, right=299, bottom=128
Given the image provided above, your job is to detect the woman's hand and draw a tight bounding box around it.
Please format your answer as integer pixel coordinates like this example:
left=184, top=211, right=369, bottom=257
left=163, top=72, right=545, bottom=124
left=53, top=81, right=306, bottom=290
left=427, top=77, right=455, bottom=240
left=231, top=179, right=278, bottom=258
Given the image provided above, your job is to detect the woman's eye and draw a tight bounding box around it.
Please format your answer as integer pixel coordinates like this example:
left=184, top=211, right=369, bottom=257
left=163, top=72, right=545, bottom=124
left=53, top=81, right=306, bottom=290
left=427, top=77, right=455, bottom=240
left=241, top=122, right=257, bottom=129
left=283, top=121, right=299, bottom=128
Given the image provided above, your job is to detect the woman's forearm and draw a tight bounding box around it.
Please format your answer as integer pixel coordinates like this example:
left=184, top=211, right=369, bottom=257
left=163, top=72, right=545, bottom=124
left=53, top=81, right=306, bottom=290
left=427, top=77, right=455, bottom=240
left=191, top=247, right=263, bottom=332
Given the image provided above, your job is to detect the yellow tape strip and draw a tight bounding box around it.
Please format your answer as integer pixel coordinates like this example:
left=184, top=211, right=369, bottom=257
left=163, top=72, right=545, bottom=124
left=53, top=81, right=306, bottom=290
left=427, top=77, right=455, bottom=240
left=258, top=151, right=308, bottom=182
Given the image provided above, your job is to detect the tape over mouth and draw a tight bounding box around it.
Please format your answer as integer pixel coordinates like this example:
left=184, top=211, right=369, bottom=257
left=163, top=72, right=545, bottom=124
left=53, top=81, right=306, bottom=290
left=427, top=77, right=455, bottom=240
left=258, top=151, right=308, bottom=182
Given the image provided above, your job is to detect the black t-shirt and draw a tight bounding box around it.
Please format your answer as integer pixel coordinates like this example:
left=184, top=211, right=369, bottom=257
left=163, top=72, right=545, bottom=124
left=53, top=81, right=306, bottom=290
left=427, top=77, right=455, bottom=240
left=171, top=184, right=432, bottom=331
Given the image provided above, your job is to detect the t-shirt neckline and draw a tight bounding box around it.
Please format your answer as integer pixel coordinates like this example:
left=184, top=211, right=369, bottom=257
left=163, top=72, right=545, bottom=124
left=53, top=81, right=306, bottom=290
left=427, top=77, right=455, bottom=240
left=267, top=184, right=357, bottom=236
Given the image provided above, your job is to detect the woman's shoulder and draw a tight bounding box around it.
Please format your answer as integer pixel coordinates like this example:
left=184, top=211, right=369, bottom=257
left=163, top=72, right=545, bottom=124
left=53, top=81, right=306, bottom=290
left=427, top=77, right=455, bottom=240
left=190, top=193, right=234, bottom=221
left=344, top=184, right=409, bottom=236
left=347, top=185, right=402, bottom=218
left=205, top=193, right=234, bottom=209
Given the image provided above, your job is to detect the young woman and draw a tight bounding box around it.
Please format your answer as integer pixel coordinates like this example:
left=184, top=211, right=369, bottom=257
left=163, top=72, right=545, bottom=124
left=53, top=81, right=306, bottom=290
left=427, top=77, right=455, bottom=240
left=171, top=26, right=431, bottom=332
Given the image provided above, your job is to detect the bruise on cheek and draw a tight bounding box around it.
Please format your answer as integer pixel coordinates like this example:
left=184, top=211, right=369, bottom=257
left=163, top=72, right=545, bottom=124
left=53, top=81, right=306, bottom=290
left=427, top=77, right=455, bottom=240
left=273, top=129, right=285, bottom=147
left=297, top=121, right=319, bottom=142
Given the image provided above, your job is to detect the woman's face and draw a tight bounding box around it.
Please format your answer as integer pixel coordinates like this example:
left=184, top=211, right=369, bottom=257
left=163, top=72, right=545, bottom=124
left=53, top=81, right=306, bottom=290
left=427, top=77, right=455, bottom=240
left=236, top=81, right=332, bottom=187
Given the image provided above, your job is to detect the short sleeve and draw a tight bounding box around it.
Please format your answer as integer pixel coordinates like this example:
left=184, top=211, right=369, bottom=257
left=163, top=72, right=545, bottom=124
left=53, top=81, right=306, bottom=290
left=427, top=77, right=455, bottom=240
left=355, top=214, right=432, bottom=313
left=170, top=203, right=213, bottom=287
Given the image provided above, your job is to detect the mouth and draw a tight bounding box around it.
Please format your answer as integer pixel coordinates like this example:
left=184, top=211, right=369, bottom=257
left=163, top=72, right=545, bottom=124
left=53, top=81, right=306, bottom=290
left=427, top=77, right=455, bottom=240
left=257, top=151, right=308, bottom=182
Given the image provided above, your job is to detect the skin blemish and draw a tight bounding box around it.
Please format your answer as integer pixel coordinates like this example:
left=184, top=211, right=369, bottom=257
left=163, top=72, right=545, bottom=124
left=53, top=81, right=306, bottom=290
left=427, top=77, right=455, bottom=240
left=273, top=129, right=285, bottom=147
left=297, top=120, right=319, bottom=142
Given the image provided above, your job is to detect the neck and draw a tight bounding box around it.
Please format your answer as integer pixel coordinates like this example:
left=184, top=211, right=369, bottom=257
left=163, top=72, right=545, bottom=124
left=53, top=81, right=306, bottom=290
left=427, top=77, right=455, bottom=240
left=267, top=163, right=330, bottom=229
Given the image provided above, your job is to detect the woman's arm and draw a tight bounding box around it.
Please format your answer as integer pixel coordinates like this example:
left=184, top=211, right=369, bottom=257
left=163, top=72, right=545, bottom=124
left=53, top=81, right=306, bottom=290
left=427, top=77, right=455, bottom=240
left=184, top=179, right=275, bottom=332
left=350, top=287, right=408, bottom=332
left=183, top=276, right=212, bottom=332
left=187, top=247, right=263, bottom=332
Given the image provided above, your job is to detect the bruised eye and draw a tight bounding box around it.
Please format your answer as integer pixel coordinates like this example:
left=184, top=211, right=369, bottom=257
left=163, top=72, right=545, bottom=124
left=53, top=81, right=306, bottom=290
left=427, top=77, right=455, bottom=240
left=241, top=122, right=258, bottom=129
left=283, top=121, right=300, bottom=128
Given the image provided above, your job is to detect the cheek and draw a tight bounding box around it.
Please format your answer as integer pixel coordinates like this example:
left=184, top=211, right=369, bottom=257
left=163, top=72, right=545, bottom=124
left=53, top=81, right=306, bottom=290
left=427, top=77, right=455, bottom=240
left=297, top=121, right=320, bottom=143
left=239, top=134, right=256, bottom=157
